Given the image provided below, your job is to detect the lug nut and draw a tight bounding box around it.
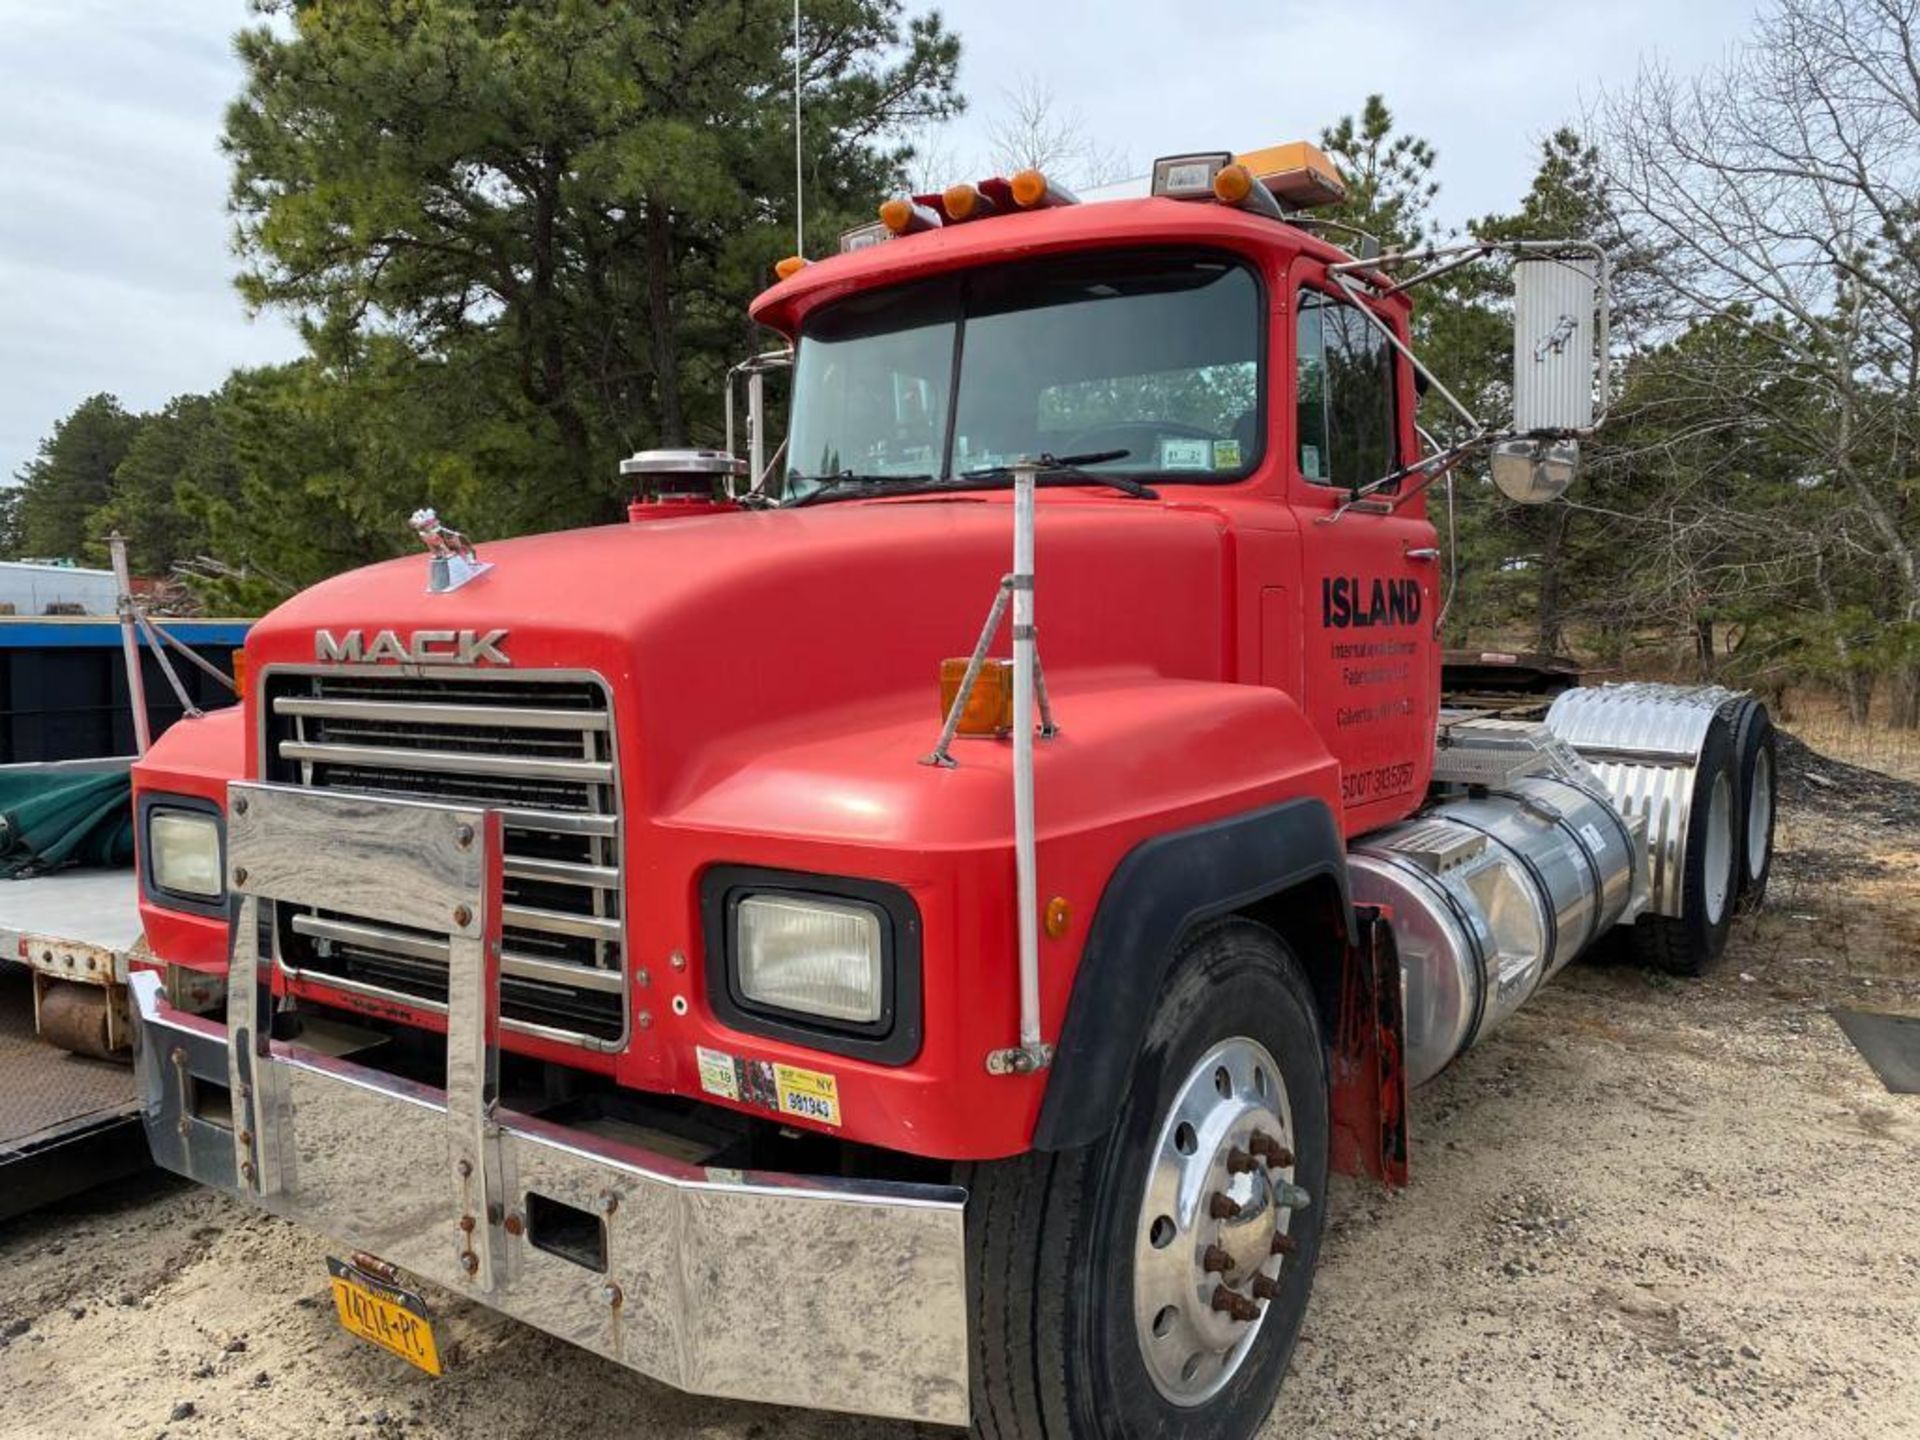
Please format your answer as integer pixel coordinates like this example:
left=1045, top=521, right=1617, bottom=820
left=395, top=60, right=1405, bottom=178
left=1274, top=1181, right=1312, bottom=1212
left=460, top=1252, right=479, bottom=1275
left=1208, top=1191, right=1243, bottom=1221
left=1251, top=1273, right=1282, bottom=1301
left=454, top=822, right=474, bottom=849
left=452, top=903, right=473, bottom=928
left=1202, top=1244, right=1236, bottom=1274
left=1250, top=1132, right=1294, bottom=1168
left=1210, top=1285, right=1260, bottom=1323
left=459, top=1215, right=476, bottom=1234
left=503, top=1212, right=524, bottom=1237
left=600, top=1282, right=623, bottom=1309
left=1271, top=1233, right=1298, bottom=1257
left=1225, top=1147, right=1259, bottom=1174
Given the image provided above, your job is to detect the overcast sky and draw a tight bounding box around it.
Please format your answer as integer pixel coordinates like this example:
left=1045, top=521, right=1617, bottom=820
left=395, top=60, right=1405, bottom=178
left=0, top=0, right=1761, bottom=486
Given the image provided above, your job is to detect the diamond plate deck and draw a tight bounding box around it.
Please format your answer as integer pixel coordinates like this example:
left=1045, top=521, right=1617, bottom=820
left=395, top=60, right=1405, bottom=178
left=0, top=965, right=136, bottom=1160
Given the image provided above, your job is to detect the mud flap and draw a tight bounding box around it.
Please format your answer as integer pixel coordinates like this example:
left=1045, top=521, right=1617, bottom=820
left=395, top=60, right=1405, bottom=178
left=1329, top=903, right=1409, bottom=1188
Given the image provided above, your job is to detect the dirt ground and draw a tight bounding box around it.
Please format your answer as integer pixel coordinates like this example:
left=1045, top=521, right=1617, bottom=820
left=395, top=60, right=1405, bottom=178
left=2, top=734, right=1916, bottom=1440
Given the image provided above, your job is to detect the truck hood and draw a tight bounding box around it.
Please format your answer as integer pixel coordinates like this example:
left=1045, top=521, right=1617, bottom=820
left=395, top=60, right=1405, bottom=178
left=245, top=497, right=1237, bottom=810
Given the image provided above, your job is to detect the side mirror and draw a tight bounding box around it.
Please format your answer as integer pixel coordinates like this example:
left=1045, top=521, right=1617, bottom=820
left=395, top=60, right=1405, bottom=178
left=1512, top=251, right=1607, bottom=433
left=1490, top=438, right=1579, bottom=504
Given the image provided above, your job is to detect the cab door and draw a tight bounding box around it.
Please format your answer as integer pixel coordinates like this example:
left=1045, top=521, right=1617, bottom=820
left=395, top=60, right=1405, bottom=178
left=1286, top=263, right=1440, bottom=834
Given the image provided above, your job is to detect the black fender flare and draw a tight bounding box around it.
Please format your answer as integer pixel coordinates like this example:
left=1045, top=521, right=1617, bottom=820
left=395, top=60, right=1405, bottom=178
left=1031, top=796, right=1354, bottom=1151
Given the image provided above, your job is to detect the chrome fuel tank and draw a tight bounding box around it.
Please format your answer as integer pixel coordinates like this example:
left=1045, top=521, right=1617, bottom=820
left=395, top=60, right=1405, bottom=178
left=1349, top=775, right=1636, bottom=1088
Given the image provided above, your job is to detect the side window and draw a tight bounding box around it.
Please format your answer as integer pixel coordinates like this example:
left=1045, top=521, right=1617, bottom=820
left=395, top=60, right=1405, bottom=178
left=1295, top=289, right=1397, bottom=489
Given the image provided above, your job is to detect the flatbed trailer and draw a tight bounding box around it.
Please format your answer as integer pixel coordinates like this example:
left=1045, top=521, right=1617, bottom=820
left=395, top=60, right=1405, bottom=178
left=0, top=867, right=148, bottom=1222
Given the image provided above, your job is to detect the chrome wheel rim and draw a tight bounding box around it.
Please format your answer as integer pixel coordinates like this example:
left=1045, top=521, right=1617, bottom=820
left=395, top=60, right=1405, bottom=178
left=1745, top=749, right=1773, bottom=882
left=1703, top=769, right=1735, bottom=924
left=1132, top=1036, right=1302, bottom=1406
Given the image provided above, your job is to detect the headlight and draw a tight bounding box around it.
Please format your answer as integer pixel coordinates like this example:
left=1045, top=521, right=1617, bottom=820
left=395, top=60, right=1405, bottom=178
left=736, top=894, right=884, bottom=1024
left=149, top=810, right=224, bottom=900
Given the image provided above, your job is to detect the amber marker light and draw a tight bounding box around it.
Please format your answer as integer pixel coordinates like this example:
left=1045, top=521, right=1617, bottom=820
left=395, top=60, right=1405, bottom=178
left=773, top=255, right=808, bottom=280
left=1044, top=896, right=1072, bottom=940
left=880, top=197, right=914, bottom=233
left=1010, top=169, right=1049, bottom=207
left=939, top=657, right=1014, bottom=737
left=1213, top=163, right=1254, bottom=204
left=230, top=648, right=248, bottom=698
left=942, top=182, right=996, bottom=222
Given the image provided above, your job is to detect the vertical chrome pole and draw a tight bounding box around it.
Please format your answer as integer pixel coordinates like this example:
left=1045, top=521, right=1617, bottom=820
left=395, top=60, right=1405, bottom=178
left=725, top=365, right=737, bottom=460
left=109, top=532, right=151, bottom=755
left=748, top=368, right=767, bottom=490
left=1011, top=461, right=1042, bottom=1058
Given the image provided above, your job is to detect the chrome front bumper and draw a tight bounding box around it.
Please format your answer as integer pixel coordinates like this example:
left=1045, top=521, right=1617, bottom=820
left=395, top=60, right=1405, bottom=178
left=131, top=781, right=969, bottom=1426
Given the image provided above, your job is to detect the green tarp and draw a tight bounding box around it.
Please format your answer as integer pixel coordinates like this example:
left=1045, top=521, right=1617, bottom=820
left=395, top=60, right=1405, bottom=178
left=0, top=769, right=134, bottom=877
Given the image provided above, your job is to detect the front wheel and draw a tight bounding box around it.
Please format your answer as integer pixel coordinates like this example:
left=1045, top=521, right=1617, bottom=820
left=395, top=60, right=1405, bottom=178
left=964, top=920, right=1330, bottom=1440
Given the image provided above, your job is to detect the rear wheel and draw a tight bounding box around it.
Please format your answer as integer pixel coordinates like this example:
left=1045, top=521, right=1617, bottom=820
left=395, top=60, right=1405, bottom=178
left=1729, top=702, right=1776, bottom=911
left=964, top=920, right=1329, bottom=1440
left=1631, top=715, right=1739, bottom=976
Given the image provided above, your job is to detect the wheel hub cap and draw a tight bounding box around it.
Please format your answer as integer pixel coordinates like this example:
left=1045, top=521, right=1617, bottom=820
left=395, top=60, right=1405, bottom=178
left=1132, top=1037, right=1302, bottom=1405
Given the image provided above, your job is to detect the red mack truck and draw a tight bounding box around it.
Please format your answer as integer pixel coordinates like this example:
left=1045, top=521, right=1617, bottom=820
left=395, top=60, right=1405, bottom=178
left=125, top=143, right=1777, bottom=1438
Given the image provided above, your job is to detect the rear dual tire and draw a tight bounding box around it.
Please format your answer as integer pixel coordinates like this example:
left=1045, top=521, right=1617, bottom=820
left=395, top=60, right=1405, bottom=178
left=964, top=921, right=1328, bottom=1440
left=1727, top=700, right=1776, bottom=912
left=1631, top=714, right=1739, bottom=976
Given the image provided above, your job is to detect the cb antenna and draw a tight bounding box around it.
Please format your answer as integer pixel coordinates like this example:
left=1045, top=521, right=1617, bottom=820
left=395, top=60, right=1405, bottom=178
left=793, top=0, right=805, bottom=256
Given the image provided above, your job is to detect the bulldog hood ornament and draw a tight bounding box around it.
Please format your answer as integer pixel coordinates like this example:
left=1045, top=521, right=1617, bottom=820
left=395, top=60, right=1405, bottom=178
left=410, top=507, right=492, bottom=593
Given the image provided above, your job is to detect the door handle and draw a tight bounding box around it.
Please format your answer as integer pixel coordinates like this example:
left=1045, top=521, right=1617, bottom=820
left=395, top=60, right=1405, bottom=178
left=1404, top=547, right=1440, bottom=562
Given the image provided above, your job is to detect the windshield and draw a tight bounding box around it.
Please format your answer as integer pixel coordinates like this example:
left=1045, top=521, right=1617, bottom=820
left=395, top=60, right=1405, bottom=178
left=783, top=252, right=1262, bottom=501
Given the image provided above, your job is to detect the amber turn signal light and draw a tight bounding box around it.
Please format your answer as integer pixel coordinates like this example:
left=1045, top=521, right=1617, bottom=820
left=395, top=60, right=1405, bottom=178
left=939, top=657, right=1014, bottom=737
left=230, top=648, right=248, bottom=698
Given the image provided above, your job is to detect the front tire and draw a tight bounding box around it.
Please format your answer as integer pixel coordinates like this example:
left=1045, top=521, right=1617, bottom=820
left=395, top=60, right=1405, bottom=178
left=964, top=920, right=1329, bottom=1440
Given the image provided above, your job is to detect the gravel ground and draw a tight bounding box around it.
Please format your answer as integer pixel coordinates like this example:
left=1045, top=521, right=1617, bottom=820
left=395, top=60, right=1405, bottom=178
left=1, top=744, right=1916, bottom=1440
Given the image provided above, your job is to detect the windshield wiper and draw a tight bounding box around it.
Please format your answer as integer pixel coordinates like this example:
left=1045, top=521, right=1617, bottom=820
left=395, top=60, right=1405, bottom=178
left=783, top=470, right=935, bottom=507
left=784, top=451, right=1157, bottom=507
left=959, top=451, right=1158, bottom=500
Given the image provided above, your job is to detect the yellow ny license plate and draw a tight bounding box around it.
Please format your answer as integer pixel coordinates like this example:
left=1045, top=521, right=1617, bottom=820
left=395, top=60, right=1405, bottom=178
left=326, top=1257, right=442, bottom=1375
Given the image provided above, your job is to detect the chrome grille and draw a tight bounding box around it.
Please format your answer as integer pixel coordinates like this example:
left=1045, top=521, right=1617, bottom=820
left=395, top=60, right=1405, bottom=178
left=263, top=670, right=625, bottom=1047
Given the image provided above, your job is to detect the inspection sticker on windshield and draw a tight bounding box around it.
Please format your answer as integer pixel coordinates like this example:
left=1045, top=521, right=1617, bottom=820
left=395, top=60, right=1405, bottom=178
left=775, top=1064, right=842, bottom=1127
left=1212, top=439, right=1242, bottom=469
left=1160, top=437, right=1212, bottom=470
